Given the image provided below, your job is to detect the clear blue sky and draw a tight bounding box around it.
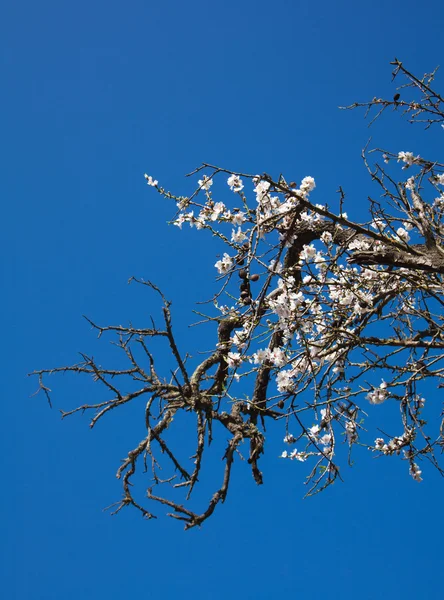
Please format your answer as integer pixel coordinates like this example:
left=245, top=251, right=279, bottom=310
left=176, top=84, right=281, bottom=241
left=2, top=1, right=444, bottom=598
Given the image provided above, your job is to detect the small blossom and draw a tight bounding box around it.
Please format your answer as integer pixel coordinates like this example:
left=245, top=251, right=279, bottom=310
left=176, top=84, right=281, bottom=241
left=231, top=331, right=247, bottom=349
left=405, top=177, right=416, bottom=191
left=396, top=227, right=410, bottom=242
left=209, top=201, right=226, bottom=221
left=370, top=218, right=386, bottom=231
left=397, top=151, right=419, bottom=168
left=231, top=227, right=247, bottom=243
left=319, top=433, right=332, bottom=447
left=198, top=175, right=213, bottom=190
left=254, top=179, right=271, bottom=202
left=289, top=449, right=307, bottom=462
left=226, top=352, right=242, bottom=368
left=300, top=176, right=316, bottom=194
left=231, top=211, right=246, bottom=226
left=227, top=174, right=244, bottom=192
left=276, top=369, right=294, bottom=392
left=144, top=174, right=158, bottom=186
left=300, top=244, right=317, bottom=261
left=270, top=347, right=286, bottom=367
left=308, top=424, right=320, bottom=438
left=409, top=462, right=423, bottom=482
left=366, top=381, right=388, bottom=405
left=215, top=253, right=233, bottom=274
left=320, top=231, right=333, bottom=245
left=374, top=437, right=385, bottom=450
left=251, top=348, right=270, bottom=364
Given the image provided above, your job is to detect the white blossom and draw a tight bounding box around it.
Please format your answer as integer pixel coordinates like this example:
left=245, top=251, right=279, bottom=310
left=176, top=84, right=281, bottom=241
left=300, top=176, right=316, bottom=194
left=405, top=177, right=416, bottom=191
left=320, top=231, right=333, bottom=245
left=251, top=348, right=270, bottom=364
left=227, top=174, right=244, bottom=192
left=144, top=174, right=158, bottom=187
left=409, top=462, right=423, bottom=482
left=370, top=218, right=386, bottom=231
left=319, top=433, right=332, bottom=447
left=198, top=176, right=213, bottom=190
left=396, top=227, right=410, bottom=242
left=308, top=424, right=320, bottom=438
left=300, top=244, right=317, bottom=261
left=214, top=253, right=233, bottom=274
left=226, top=352, right=242, bottom=368
left=231, top=227, right=247, bottom=243
left=366, top=381, right=388, bottom=405
left=209, top=201, right=226, bottom=221
left=270, top=347, right=286, bottom=367
left=289, top=449, right=307, bottom=461
left=397, top=151, right=419, bottom=168
left=231, top=211, right=246, bottom=226
left=276, top=370, right=294, bottom=392
left=254, top=179, right=271, bottom=203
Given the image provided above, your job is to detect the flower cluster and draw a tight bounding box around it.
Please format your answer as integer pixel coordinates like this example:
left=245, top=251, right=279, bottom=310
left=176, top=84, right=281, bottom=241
left=143, top=151, right=444, bottom=494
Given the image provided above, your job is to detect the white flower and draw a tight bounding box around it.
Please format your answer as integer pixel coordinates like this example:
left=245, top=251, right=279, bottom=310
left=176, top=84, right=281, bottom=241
left=144, top=174, right=158, bottom=187
left=289, top=449, right=307, bottom=462
left=215, top=253, right=233, bottom=274
left=405, top=177, right=416, bottom=191
left=254, top=180, right=271, bottom=202
left=300, top=244, right=317, bottom=261
left=269, top=259, right=283, bottom=273
left=173, top=214, right=186, bottom=228
left=226, top=352, right=242, bottom=368
left=409, top=462, right=423, bottom=482
left=320, top=231, right=333, bottom=245
left=231, top=227, right=247, bottom=243
left=231, top=211, right=246, bottom=226
left=198, top=176, right=213, bottom=190
left=300, top=176, right=316, bottom=193
left=270, top=347, right=286, bottom=367
left=231, top=331, right=247, bottom=349
left=366, top=381, right=388, bottom=405
left=436, top=174, right=444, bottom=185
left=308, top=424, right=320, bottom=438
left=281, top=450, right=289, bottom=458
left=227, top=174, right=244, bottom=192
left=397, top=151, right=419, bottom=168
left=434, top=195, right=444, bottom=209
left=284, top=434, right=296, bottom=444
left=396, top=227, right=410, bottom=242
left=276, top=369, right=294, bottom=392
left=252, top=348, right=270, bottom=364
left=319, top=433, right=332, bottom=447
left=209, top=201, right=226, bottom=221
left=374, top=438, right=385, bottom=450
left=370, top=218, right=386, bottom=231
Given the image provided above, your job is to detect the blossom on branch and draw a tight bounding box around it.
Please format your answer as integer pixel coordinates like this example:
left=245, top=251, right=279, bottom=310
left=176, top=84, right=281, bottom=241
left=31, top=59, right=444, bottom=529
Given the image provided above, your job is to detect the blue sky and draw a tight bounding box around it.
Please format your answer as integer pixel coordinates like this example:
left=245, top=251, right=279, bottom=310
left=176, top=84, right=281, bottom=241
left=2, top=0, right=444, bottom=598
